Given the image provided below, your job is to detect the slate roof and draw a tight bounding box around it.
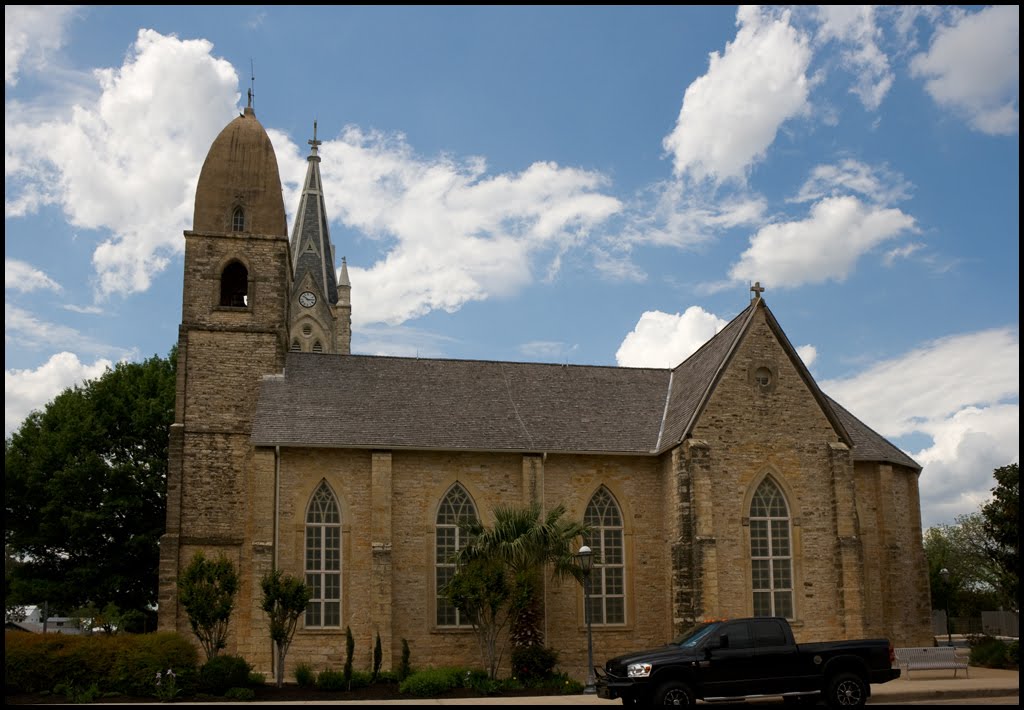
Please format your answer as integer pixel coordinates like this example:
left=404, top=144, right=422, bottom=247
left=825, top=395, right=921, bottom=470
left=251, top=300, right=920, bottom=470
left=252, top=354, right=671, bottom=454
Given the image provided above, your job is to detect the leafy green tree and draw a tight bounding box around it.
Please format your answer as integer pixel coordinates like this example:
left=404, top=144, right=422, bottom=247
left=260, top=568, right=311, bottom=687
left=924, top=512, right=1004, bottom=618
left=444, top=553, right=513, bottom=679
left=4, top=349, right=176, bottom=618
left=179, top=552, right=239, bottom=660
left=448, top=501, right=588, bottom=678
left=980, top=463, right=1019, bottom=608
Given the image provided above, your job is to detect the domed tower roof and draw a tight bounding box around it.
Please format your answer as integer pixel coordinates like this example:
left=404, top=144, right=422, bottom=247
left=193, top=106, right=287, bottom=236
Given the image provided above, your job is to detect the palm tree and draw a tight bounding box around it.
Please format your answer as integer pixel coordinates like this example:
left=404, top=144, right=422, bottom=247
left=456, top=501, right=589, bottom=654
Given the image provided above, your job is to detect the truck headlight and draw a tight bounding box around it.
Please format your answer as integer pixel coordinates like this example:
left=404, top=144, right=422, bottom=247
left=627, top=663, right=652, bottom=678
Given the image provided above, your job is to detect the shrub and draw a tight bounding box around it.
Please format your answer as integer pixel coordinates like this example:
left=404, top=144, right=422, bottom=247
left=969, top=636, right=1010, bottom=668
left=511, top=644, right=559, bottom=683
left=224, top=686, right=256, bottom=701
left=1007, top=640, right=1019, bottom=667
left=4, top=630, right=198, bottom=697
left=53, top=680, right=101, bottom=704
left=398, top=666, right=468, bottom=696
left=557, top=672, right=589, bottom=692
left=198, top=654, right=253, bottom=695
left=315, top=669, right=347, bottom=691
left=113, top=632, right=200, bottom=696
left=348, top=670, right=372, bottom=690
left=294, top=662, right=316, bottom=687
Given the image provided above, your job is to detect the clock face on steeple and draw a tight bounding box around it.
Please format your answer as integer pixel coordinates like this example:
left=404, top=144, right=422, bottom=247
left=299, top=291, right=317, bottom=308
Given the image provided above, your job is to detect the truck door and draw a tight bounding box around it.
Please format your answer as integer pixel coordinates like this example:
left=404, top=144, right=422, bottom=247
left=699, top=621, right=757, bottom=697
left=751, top=618, right=805, bottom=694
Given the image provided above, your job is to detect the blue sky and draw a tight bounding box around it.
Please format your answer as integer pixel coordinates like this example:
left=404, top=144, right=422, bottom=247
left=4, top=6, right=1018, bottom=529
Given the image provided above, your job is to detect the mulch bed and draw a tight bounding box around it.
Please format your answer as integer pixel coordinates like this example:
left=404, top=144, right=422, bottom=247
left=7, top=681, right=574, bottom=704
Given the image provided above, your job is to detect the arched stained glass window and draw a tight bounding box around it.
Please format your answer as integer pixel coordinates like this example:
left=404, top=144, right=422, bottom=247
left=305, top=481, right=341, bottom=627
left=583, top=486, right=625, bottom=625
left=750, top=477, right=793, bottom=618
left=435, top=483, right=477, bottom=627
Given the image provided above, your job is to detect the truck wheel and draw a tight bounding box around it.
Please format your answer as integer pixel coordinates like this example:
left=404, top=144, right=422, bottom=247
left=826, top=672, right=867, bottom=708
left=653, top=680, right=695, bottom=705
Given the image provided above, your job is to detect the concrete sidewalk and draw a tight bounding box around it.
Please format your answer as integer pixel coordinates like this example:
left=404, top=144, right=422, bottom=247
left=867, top=664, right=1018, bottom=704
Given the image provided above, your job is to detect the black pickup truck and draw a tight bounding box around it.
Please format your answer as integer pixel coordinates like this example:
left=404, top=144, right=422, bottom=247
left=595, top=617, right=899, bottom=707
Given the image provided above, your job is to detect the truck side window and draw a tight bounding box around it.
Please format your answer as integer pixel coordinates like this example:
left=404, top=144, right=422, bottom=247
left=753, top=619, right=788, bottom=647
left=716, top=622, right=753, bottom=650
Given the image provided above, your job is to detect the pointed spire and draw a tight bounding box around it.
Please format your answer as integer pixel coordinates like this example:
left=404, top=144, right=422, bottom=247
left=290, top=119, right=338, bottom=302
left=339, top=256, right=350, bottom=287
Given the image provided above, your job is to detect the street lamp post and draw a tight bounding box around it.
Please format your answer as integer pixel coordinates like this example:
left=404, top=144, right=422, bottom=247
left=939, top=567, right=952, bottom=646
left=576, top=545, right=596, bottom=694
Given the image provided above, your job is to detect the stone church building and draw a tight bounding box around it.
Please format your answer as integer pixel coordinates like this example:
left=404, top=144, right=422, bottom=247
left=158, top=104, right=933, bottom=681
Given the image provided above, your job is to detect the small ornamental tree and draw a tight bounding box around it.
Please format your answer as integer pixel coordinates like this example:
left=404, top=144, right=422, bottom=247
left=372, top=630, right=382, bottom=682
left=260, top=568, right=311, bottom=687
left=178, top=552, right=239, bottom=660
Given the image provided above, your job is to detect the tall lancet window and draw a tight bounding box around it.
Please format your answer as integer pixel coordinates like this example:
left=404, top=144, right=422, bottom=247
left=305, top=481, right=341, bottom=627
left=231, top=206, right=245, bottom=232
left=435, top=483, right=478, bottom=627
left=750, top=477, right=794, bottom=618
left=583, top=486, right=626, bottom=625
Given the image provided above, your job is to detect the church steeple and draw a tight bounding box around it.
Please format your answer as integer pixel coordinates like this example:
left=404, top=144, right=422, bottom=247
left=288, top=121, right=352, bottom=354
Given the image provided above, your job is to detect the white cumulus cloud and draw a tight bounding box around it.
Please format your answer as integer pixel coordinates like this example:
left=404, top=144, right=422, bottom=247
left=5, top=29, right=241, bottom=298
left=822, top=327, right=1019, bottom=527
left=5, top=352, right=113, bottom=436
left=5, top=259, right=62, bottom=293
left=910, top=5, right=1019, bottom=136
left=616, top=306, right=729, bottom=368
left=729, top=195, right=917, bottom=288
left=663, top=5, right=812, bottom=184
left=813, top=5, right=894, bottom=111
left=5, top=5, right=78, bottom=86
left=283, top=127, right=623, bottom=326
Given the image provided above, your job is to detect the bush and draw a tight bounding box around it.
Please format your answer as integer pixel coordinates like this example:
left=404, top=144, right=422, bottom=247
left=551, top=671, right=585, bottom=694
left=224, top=686, right=256, bottom=701
left=4, top=630, right=198, bottom=697
left=511, top=644, right=559, bottom=683
left=969, top=636, right=1011, bottom=668
left=398, top=667, right=468, bottom=696
left=294, top=662, right=316, bottom=687
left=1007, top=640, right=1019, bottom=667
left=198, top=654, right=252, bottom=695
left=315, top=669, right=347, bottom=691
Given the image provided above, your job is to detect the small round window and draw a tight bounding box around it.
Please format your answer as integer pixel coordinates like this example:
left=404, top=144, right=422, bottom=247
left=302, top=324, right=312, bottom=337
left=755, top=367, right=772, bottom=389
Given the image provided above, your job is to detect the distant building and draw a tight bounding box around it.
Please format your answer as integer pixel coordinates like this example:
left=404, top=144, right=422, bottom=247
left=158, top=103, right=933, bottom=681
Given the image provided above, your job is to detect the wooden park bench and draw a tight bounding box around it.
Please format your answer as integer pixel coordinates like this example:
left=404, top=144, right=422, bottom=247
left=894, top=646, right=969, bottom=677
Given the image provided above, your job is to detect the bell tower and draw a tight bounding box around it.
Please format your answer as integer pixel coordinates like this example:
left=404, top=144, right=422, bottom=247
left=158, top=101, right=292, bottom=634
